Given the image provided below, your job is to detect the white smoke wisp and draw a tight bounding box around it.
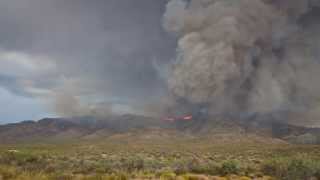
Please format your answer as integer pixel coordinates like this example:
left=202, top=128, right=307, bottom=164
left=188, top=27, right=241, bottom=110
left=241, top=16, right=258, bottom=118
left=52, top=91, right=114, bottom=119
left=164, top=0, right=320, bottom=126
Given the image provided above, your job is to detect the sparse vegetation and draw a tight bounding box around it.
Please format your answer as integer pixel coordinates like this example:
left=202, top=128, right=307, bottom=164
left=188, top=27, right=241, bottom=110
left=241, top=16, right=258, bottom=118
left=0, top=138, right=318, bottom=179
left=262, top=153, right=320, bottom=180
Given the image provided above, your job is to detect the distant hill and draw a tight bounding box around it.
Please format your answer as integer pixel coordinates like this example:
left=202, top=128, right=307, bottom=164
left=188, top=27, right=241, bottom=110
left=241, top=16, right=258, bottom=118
left=0, top=115, right=167, bottom=143
left=0, top=114, right=319, bottom=144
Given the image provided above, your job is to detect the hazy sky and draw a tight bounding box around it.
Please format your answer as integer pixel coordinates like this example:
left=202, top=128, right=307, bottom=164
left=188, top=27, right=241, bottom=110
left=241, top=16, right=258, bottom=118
left=0, top=0, right=176, bottom=123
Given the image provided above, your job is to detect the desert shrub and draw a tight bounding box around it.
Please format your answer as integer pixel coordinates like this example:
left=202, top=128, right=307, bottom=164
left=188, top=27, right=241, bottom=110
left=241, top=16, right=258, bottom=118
left=242, top=165, right=257, bottom=177
left=202, top=161, right=220, bottom=175
left=0, top=151, right=50, bottom=173
left=172, top=159, right=190, bottom=175
left=143, top=157, right=164, bottom=171
left=121, top=157, right=144, bottom=172
left=262, top=157, right=288, bottom=178
left=0, top=151, right=40, bottom=165
left=286, top=158, right=314, bottom=179
left=186, top=159, right=206, bottom=174
left=172, top=158, right=221, bottom=175
left=117, top=172, right=129, bottom=180
left=262, top=155, right=320, bottom=180
left=187, top=160, right=220, bottom=175
left=72, top=164, right=95, bottom=174
left=219, top=160, right=241, bottom=175
left=95, top=166, right=109, bottom=174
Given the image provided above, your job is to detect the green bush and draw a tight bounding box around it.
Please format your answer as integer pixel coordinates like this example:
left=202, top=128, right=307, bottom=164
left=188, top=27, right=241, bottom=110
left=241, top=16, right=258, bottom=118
left=219, top=160, right=241, bottom=175
left=262, top=155, right=320, bottom=180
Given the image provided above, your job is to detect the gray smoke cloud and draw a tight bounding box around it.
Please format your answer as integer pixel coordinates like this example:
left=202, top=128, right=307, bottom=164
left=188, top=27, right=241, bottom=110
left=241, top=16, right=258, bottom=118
left=164, top=0, right=320, bottom=126
left=0, top=0, right=176, bottom=118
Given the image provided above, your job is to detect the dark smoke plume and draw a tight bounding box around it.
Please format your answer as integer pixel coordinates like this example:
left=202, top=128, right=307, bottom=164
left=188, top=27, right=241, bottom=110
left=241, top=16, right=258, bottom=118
left=163, top=0, right=320, bottom=127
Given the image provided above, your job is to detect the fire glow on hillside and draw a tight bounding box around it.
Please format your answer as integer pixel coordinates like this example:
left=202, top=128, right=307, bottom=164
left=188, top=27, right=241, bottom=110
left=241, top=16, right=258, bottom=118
left=163, top=115, right=193, bottom=122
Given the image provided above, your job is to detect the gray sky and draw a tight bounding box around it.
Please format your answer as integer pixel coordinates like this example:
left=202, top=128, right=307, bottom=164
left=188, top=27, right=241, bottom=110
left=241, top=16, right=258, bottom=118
left=0, top=0, right=176, bottom=122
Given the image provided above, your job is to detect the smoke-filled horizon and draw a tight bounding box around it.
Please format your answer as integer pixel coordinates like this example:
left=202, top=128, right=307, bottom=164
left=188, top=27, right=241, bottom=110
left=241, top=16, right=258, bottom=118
left=163, top=0, right=320, bottom=127
left=0, top=0, right=320, bottom=127
left=0, top=0, right=176, bottom=121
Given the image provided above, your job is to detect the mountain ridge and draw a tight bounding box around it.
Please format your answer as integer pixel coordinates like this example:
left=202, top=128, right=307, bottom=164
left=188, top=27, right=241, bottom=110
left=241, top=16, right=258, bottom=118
left=0, top=114, right=319, bottom=144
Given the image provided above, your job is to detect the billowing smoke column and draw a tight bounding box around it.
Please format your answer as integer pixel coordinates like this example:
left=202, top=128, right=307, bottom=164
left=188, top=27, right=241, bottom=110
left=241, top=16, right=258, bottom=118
left=163, top=0, right=320, bottom=126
